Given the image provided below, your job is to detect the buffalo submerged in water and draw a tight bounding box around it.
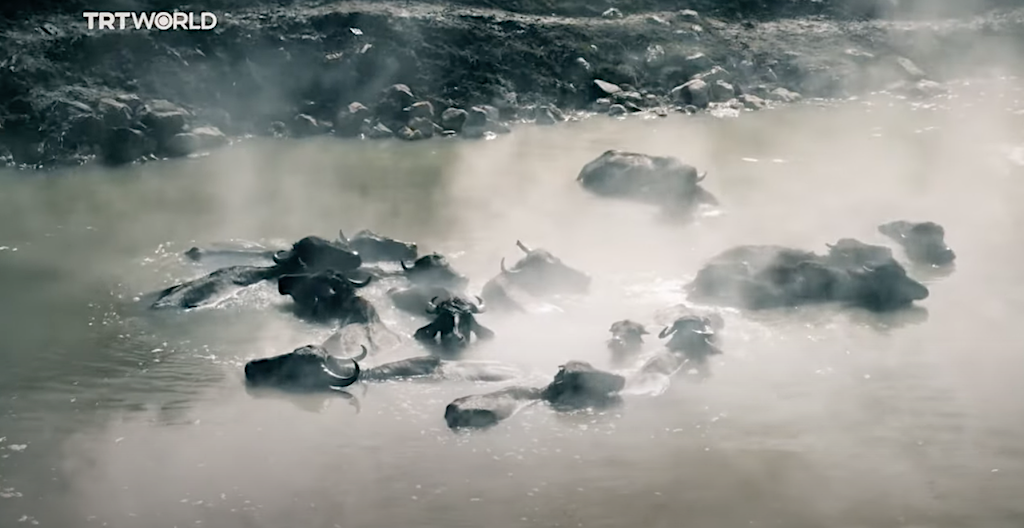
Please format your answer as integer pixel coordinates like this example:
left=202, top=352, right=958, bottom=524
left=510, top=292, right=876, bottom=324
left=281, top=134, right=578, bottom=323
left=413, top=295, right=495, bottom=354
left=481, top=240, right=592, bottom=311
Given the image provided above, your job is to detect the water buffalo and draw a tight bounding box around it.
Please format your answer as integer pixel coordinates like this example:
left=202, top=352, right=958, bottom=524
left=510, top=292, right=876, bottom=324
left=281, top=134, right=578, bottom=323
left=413, top=295, right=495, bottom=353
left=387, top=284, right=461, bottom=316
left=823, top=238, right=894, bottom=269
left=278, top=270, right=379, bottom=324
left=481, top=241, right=591, bottom=310
left=607, top=320, right=649, bottom=362
left=400, top=253, right=470, bottom=289
left=273, top=236, right=363, bottom=274
left=150, top=265, right=281, bottom=309
left=444, top=361, right=625, bottom=429
left=338, top=229, right=418, bottom=263
left=244, top=344, right=365, bottom=392
left=686, top=243, right=929, bottom=312
left=878, top=220, right=956, bottom=267
left=183, top=243, right=279, bottom=264
left=576, top=150, right=718, bottom=209
left=326, top=355, right=522, bottom=382
left=658, top=315, right=723, bottom=362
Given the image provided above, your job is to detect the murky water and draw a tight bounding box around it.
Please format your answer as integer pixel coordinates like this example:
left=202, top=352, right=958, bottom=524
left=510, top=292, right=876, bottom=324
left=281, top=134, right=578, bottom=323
left=2, top=79, right=1024, bottom=528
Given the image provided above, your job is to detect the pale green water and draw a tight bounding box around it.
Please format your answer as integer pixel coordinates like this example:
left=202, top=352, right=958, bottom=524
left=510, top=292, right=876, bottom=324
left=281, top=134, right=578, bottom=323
left=1, top=79, right=1024, bottom=527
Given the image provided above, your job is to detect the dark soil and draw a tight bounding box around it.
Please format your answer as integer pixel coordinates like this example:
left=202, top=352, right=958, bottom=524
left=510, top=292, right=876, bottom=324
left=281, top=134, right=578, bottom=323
left=1, top=0, right=1023, bottom=168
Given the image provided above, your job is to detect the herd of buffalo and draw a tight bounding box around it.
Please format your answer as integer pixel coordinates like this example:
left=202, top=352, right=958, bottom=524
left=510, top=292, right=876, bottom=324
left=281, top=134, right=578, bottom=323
left=146, top=150, right=957, bottom=429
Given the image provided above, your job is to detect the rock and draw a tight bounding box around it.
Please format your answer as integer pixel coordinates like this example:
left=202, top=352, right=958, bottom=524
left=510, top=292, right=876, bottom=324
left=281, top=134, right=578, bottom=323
left=695, top=65, right=732, bottom=84
left=607, top=104, right=628, bottom=117
left=535, top=105, right=564, bottom=125
left=377, top=84, right=416, bottom=122
left=361, top=122, right=393, bottom=139
left=63, top=114, right=104, bottom=149
left=845, top=48, right=876, bottom=62
left=334, top=102, right=372, bottom=137
left=164, top=126, right=228, bottom=157
left=397, top=126, right=425, bottom=141
left=710, top=80, right=735, bottom=102
left=575, top=57, right=592, bottom=72
left=670, top=79, right=710, bottom=108
left=114, top=94, right=143, bottom=112
left=97, top=98, right=133, bottom=128
left=895, top=56, right=926, bottom=80
left=440, top=107, right=469, bottom=132
left=646, top=15, right=670, bottom=26
left=768, top=87, right=802, bottom=103
left=406, top=101, right=434, bottom=120
left=684, top=52, right=716, bottom=74
left=677, top=9, right=700, bottom=21
left=887, top=79, right=948, bottom=98
left=737, top=94, right=767, bottom=110
left=592, top=98, right=613, bottom=113
left=102, top=127, right=150, bottom=165
left=407, top=117, right=435, bottom=138
left=462, top=105, right=505, bottom=137
left=139, top=100, right=190, bottom=140
left=593, top=79, right=622, bottom=97
left=644, top=94, right=660, bottom=106
left=291, top=114, right=324, bottom=137
left=615, top=90, right=643, bottom=104
left=602, top=7, right=623, bottom=18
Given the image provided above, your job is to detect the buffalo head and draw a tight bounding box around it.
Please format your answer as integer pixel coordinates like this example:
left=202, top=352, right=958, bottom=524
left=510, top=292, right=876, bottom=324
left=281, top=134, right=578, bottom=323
left=498, top=240, right=591, bottom=295
left=339, top=229, right=418, bottom=263
left=400, top=253, right=470, bottom=290
left=607, top=319, right=648, bottom=359
left=278, top=270, right=373, bottom=320
left=244, top=344, right=365, bottom=391
left=541, top=361, right=624, bottom=410
left=273, top=236, right=363, bottom=274
left=878, top=220, right=956, bottom=266
left=843, top=260, right=929, bottom=310
left=414, top=295, right=494, bottom=353
left=658, top=316, right=722, bottom=361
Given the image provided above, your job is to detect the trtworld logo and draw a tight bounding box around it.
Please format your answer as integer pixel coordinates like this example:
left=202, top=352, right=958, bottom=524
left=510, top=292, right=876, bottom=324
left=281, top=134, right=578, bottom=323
left=82, top=11, right=218, bottom=31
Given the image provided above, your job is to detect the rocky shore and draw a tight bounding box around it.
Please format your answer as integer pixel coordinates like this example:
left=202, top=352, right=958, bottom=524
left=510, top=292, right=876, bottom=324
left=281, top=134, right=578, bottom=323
left=1, top=0, right=1023, bottom=169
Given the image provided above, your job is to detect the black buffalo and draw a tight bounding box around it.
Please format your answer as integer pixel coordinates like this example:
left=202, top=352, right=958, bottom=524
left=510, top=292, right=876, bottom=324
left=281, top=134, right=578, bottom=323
left=338, top=229, right=418, bottom=263
left=481, top=240, right=591, bottom=311
left=878, top=220, right=956, bottom=267
left=413, top=295, right=495, bottom=353
left=278, top=270, right=379, bottom=324
left=244, top=344, right=365, bottom=392
left=400, top=253, right=470, bottom=290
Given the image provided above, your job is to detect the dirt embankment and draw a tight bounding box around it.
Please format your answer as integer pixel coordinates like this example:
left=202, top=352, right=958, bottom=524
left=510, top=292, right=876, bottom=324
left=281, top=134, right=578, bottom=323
left=1, top=0, right=1023, bottom=168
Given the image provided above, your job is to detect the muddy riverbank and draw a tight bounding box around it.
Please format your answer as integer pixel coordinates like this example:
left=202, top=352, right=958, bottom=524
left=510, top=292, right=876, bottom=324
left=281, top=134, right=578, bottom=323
left=1, top=0, right=1023, bottom=168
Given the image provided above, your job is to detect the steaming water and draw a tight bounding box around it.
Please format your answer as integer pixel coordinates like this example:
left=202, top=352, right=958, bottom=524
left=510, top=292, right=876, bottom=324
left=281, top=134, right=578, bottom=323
left=2, top=78, right=1024, bottom=528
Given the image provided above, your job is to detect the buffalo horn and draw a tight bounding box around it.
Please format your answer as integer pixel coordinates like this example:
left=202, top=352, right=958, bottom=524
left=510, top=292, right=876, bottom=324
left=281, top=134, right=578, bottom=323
left=348, top=275, right=373, bottom=288
left=472, top=295, right=486, bottom=313
left=696, top=171, right=707, bottom=182
left=516, top=240, right=531, bottom=254
left=322, top=358, right=360, bottom=389
left=401, top=260, right=412, bottom=271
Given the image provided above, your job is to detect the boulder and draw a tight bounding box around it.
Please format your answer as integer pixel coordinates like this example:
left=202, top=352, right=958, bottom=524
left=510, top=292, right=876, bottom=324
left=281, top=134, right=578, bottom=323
left=97, top=98, right=133, bottom=128
left=139, top=99, right=189, bottom=140
left=535, top=105, right=564, bottom=125
left=407, top=117, right=435, bottom=138
left=291, top=113, right=325, bottom=137
left=593, top=79, right=622, bottom=97
left=737, top=94, right=767, bottom=110
left=361, top=121, right=394, bottom=139
left=602, top=7, right=623, bottom=18
left=406, top=101, right=435, bottom=120
left=592, top=98, right=613, bottom=113
left=164, top=126, right=228, bottom=157
left=334, top=102, right=372, bottom=137
left=768, top=87, right=802, bottom=103
left=710, top=80, right=736, bottom=102
left=440, top=107, right=469, bottom=132
left=607, top=104, right=628, bottom=117
left=670, top=79, right=710, bottom=108
left=894, top=56, right=927, bottom=80
left=102, top=127, right=150, bottom=165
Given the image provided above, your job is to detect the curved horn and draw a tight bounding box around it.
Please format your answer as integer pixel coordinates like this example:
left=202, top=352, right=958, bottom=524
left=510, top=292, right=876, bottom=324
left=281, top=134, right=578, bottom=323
left=472, top=295, right=486, bottom=313
left=696, top=171, right=707, bottom=182
left=515, top=240, right=531, bottom=254
left=401, top=260, right=412, bottom=271
left=322, top=358, right=360, bottom=389
left=338, top=229, right=348, bottom=242
left=658, top=326, right=673, bottom=339
left=348, top=344, right=369, bottom=362
left=825, top=243, right=835, bottom=249
left=426, top=296, right=439, bottom=314
left=348, top=275, right=373, bottom=288
left=500, top=257, right=519, bottom=274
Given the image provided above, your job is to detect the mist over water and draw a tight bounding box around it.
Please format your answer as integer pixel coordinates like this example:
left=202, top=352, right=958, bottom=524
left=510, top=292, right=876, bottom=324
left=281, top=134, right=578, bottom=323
left=1, top=78, right=1024, bottom=527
